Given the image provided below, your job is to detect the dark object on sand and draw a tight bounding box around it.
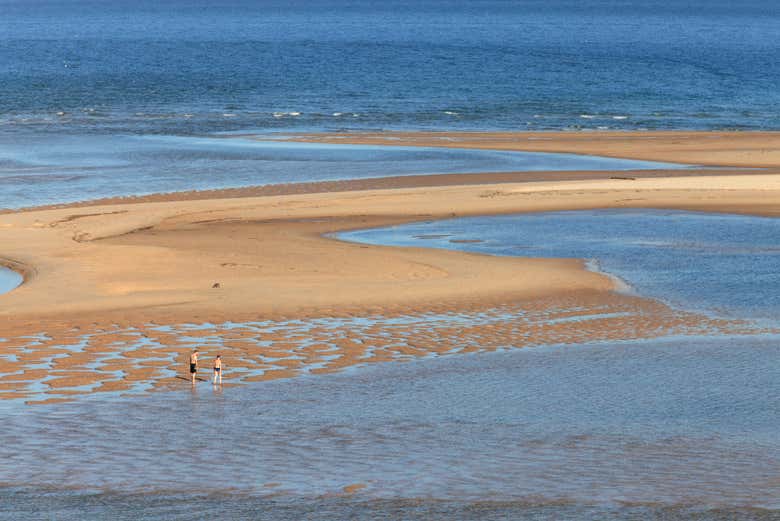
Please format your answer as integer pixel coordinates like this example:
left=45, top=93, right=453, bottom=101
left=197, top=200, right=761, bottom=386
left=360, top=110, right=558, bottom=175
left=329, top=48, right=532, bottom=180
left=212, top=282, right=221, bottom=289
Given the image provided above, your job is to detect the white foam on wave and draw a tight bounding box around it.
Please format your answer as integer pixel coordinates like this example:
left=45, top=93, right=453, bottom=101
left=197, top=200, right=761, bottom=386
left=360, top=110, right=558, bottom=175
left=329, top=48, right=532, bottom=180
left=272, top=111, right=302, bottom=118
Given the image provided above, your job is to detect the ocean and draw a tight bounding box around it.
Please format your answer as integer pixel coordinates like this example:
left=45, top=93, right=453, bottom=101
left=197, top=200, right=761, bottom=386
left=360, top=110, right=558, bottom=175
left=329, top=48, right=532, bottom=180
left=1, top=0, right=778, bottom=138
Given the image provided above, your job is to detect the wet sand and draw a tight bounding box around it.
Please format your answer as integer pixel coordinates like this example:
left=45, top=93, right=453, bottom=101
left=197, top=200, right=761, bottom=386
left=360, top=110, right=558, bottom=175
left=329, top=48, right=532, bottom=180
left=1, top=131, right=779, bottom=402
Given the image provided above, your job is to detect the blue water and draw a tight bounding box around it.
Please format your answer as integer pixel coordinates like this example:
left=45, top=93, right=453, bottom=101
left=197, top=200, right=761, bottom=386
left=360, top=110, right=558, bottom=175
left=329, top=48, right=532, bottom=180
left=0, top=136, right=684, bottom=210
left=339, top=210, right=780, bottom=322
left=0, top=266, right=22, bottom=295
left=1, top=336, right=779, bottom=519
left=0, top=0, right=778, bottom=136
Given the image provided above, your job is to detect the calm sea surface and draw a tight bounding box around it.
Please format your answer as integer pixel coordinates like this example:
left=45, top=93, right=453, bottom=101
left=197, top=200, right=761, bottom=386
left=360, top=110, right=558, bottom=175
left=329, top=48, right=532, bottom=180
left=1, top=0, right=778, bottom=135
left=1, top=335, right=778, bottom=519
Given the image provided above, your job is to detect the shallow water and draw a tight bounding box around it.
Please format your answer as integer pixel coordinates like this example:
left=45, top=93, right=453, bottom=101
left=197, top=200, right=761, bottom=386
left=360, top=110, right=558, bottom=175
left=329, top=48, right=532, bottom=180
left=0, top=135, right=685, bottom=209
left=0, top=267, right=22, bottom=295
left=340, top=210, right=780, bottom=322
left=0, top=335, right=778, bottom=518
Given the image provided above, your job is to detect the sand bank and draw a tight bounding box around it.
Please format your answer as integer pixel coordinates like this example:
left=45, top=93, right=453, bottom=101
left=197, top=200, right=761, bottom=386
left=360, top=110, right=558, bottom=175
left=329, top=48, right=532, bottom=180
left=3, top=172, right=779, bottom=322
left=1, top=132, right=779, bottom=402
left=279, top=130, right=780, bottom=168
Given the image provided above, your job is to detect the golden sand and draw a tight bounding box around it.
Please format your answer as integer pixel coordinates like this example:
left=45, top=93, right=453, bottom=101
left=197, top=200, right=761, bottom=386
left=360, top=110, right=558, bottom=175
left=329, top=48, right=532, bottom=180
left=0, top=131, right=778, bottom=402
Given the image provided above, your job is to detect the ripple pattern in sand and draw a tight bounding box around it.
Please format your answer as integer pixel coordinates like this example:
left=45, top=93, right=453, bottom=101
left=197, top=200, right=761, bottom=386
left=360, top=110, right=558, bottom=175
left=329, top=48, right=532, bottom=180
left=0, top=293, right=770, bottom=404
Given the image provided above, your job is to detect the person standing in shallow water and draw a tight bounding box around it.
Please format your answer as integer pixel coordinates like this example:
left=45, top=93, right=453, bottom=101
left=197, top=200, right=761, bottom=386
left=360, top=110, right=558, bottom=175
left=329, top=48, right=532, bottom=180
left=189, top=349, right=199, bottom=384
left=213, top=355, right=223, bottom=385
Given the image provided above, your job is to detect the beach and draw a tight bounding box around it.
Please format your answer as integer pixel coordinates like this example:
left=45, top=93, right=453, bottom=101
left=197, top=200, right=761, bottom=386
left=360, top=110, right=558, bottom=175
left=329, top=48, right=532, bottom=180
left=0, top=131, right=778, bottom=403
left=3, top=0, right=780, bottom=515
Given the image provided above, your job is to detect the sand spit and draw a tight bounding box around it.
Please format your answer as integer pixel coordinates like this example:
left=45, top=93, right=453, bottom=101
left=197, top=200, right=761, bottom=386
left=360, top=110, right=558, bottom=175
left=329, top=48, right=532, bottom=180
left=279, top=130, right=780, bottom=168
left=0, top=132, right=779, bottom=402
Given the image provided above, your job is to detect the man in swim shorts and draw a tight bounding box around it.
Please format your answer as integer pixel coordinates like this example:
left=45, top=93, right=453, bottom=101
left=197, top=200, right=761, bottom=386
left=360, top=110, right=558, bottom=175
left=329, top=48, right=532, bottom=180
left=213, top=354, right=222, bottom=385
left=189, top=349, right=199, bottom=384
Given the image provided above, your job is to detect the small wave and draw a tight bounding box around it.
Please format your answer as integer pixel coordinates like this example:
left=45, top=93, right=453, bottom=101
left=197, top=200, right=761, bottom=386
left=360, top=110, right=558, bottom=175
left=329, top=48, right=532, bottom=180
left=272, top=111, right=302, bottom=118
left=0, top=173, right=87, bottom=184
left=579, top=114, right=597, bottom=119
left=443, top=111, right=459, bottom=115
left=612, top=115, right=628, bottom=120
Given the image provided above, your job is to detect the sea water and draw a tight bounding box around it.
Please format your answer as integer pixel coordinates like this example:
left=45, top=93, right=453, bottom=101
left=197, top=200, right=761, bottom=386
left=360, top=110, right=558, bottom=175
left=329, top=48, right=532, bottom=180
left=0, top=336, right=778, bottom=519
left=340, top=210, right=780, bottom=323
left=0, top=136, right=684, bottom=210
left=1, top=0, right=778, bottom=135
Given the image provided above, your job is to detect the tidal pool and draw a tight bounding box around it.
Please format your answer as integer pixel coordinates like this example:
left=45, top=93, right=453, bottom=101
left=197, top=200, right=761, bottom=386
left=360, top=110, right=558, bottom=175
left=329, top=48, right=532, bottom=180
left=0, top=266, right=22, bottom=295
left=339, top=210, right=780, bottom=322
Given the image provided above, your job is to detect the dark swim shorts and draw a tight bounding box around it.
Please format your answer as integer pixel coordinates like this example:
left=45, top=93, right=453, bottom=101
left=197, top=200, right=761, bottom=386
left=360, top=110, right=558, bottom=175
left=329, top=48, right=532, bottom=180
left=190, top=363, right=197, bottom=374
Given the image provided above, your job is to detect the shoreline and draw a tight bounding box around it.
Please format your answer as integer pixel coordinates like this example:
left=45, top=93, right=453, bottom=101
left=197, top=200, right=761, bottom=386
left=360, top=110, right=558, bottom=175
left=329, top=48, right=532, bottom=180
left=275, top=130, right=780, bottom=168
left=2, top=165, right=773, bottom=216
left=1, top=131, right=779, bottom=402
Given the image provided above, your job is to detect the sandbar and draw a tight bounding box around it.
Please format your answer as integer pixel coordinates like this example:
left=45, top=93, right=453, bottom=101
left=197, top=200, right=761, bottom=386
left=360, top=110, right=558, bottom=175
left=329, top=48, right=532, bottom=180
left=1, top=131, right=779, bottom=401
